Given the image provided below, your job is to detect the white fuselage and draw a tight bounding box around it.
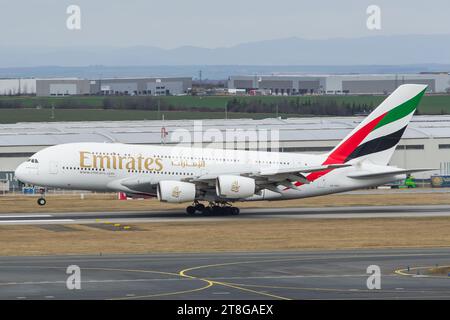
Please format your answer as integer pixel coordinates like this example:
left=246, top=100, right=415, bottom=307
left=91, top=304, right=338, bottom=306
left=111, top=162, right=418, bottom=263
left=15, top=142, right=403, bottom=201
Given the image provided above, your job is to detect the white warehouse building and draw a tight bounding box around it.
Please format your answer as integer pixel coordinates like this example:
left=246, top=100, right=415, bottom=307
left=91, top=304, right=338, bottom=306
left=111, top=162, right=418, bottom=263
left=1, top=116, right=450, bottom=190
left=0, top=78, right=37, bottom=95
left=228, top=73, right=450, bottom=95
left=0, top=77, right=192, bottom=97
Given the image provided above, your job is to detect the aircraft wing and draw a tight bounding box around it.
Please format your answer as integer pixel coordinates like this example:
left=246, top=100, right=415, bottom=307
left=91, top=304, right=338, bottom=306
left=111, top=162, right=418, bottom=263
left=115, top=164, right=352, bottom=195
left=192, top=163, right=351, bottom=191
left=255, top=163, right=351, bottom=177
left=249, top=163, right=351, bottom=191
left=118, top=176, right=158, bottom=193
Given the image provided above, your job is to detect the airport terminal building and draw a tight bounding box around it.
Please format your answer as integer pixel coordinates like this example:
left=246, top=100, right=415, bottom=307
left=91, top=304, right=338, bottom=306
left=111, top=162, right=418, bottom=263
left=1, top=115, right=450, bottom=190
left=228, top=73, right=450, bottom=95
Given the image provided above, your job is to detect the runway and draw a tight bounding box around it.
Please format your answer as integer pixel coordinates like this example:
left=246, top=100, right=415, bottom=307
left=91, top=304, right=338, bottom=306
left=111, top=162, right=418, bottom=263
left=1, top=204, right=450, bottom=225
left=0, top=248, right=448, bottom=300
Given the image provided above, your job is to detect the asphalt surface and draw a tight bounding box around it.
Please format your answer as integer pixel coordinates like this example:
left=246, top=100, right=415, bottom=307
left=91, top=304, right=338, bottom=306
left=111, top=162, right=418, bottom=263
left=1, top=205, right=450, bottom=225
left=0, top=248, right=448, bottom=300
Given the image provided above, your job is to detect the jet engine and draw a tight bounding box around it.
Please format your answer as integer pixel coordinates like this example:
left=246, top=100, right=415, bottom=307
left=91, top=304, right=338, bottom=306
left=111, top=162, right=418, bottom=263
left=216, top=175, right=255, bottom=199
left=157, top=181, right=196, bottom=203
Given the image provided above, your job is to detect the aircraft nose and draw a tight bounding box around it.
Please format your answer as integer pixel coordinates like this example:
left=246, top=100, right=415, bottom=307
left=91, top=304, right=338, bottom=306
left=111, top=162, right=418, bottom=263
left=14, top=162, right=26, bottom=183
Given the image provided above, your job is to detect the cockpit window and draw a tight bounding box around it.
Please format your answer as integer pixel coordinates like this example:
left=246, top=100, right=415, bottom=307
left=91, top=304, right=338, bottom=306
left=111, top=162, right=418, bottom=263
left=28, top=158, right=39, bottom=163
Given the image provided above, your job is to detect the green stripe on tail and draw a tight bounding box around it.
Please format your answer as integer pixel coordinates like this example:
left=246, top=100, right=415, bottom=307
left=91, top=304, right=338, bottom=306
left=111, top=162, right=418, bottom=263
left=374, top=88, right=426, bottom=130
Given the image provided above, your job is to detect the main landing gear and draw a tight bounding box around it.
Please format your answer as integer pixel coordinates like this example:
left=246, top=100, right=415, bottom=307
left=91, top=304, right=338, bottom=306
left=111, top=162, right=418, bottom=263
left=186, top=201, right=240, bottom=216
left=37, top=188, right=46, bottom=206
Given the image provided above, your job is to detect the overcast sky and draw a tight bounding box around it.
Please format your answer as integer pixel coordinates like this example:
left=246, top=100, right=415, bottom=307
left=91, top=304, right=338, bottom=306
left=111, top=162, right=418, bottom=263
left=1, top=0, right=449, bottom=48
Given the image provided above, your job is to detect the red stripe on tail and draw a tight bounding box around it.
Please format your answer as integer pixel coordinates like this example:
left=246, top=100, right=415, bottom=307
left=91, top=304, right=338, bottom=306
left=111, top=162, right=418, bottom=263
left=290, top=112, right=387, bottom=188
left=323, top=112, right=386, bottom=165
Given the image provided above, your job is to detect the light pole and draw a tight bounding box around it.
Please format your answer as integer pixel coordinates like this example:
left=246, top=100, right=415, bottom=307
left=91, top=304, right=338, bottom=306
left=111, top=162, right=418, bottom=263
left=51, top=103, right=55, bottom=120
left=157, top=98, right=161, bottom=120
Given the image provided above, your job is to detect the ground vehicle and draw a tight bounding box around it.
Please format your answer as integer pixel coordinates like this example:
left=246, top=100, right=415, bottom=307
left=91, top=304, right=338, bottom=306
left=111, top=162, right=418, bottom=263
left=387, top=175, right=416, bottom=188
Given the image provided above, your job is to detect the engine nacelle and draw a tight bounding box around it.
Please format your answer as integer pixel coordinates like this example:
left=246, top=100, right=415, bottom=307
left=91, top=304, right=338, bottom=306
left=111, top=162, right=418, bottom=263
left=157, top=181, right=196, bottom=203
left=216, top=175, right=255, bottom=199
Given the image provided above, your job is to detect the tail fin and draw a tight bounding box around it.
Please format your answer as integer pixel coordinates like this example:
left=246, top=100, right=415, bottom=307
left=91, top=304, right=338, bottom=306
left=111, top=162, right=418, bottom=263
left=324, top=84, right=427, bottom=166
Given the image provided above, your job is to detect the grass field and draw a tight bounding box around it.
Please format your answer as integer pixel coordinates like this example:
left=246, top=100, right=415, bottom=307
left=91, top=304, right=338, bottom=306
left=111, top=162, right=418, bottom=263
left=1, top=192, right=449, bottom=255
left=0, top=96, right=105, bottom=108
left=0, top=94, right=449, bottom=123
left=1, top=217, right=449, bottom=256
left=2, top=191, right=450, bottom=213
left=160, top=95, right=450, bottom=114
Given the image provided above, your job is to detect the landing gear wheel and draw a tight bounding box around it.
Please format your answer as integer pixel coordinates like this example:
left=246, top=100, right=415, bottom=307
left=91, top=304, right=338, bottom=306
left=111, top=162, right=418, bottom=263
left=186, top=206, right=196, bottom=215
left=211, top=205, right=221, bottom=214
left=37, top=198, right=46, bottom=206
left=194, top=203, right=205, bottom=212
left=202, top=207, right=212, bottom=215
left=231, top=207, right=240, bottom=215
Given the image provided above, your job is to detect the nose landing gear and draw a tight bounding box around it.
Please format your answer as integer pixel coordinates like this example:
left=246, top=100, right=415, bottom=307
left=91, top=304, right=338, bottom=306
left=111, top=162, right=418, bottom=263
left=37, top=188, right=46, bottom=206
left=185, top=201, right=240, bottom=216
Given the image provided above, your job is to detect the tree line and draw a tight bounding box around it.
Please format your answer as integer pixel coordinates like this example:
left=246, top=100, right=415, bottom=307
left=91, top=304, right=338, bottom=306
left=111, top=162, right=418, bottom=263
left=225, top=97, right=378, bottom=116
left=0, top=96, right=426, bottom=116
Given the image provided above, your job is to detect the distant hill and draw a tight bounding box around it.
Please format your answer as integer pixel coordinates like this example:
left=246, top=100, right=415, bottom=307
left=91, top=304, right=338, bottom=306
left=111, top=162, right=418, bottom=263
left=1, top=64, right=450, bottom=80
left=1, top=34, right=450, bottom=68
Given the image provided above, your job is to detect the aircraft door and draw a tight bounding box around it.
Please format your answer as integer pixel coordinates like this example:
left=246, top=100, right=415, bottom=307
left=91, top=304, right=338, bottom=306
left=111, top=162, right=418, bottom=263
left=49, top=161, right=59, bottom=174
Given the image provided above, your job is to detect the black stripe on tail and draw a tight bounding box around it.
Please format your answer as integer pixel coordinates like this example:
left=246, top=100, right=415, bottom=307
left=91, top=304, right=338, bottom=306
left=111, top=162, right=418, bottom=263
left=345, top=126, right=407, bottom=162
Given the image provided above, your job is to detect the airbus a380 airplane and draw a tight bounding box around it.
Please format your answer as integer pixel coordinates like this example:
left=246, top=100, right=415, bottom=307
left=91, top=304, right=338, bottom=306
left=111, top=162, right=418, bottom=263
left=15, top=84, right=432, bottom=215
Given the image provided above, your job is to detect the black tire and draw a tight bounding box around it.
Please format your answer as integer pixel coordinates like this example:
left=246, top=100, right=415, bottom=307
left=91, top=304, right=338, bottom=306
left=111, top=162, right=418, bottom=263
left=211, top=206, right=220, bottom=214
left=202, top=207, right=212, bottom=215
left=224, top=207, right=234, bottom=215
left=231, top=207, right=240, bottom=215
left=37, top=198, right=46, bottom=206
left=195, top=203, right=205, bottom=211
left=186, top=206, right=196, bottom=215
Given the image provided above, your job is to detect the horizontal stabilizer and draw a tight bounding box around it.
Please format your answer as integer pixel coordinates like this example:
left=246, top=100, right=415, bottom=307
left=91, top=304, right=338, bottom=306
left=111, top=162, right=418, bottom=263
left=347, top=168, right=435, bottom=179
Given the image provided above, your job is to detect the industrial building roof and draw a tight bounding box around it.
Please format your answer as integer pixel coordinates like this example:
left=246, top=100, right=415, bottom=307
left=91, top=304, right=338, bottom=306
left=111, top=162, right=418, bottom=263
left=1, top=116, right=450, bottom=147
left=231, top=73, right=450, bottom=78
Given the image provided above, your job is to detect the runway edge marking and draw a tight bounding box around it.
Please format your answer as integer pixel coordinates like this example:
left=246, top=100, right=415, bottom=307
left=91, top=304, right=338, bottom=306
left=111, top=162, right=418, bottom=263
left=394, top=265, right=450, bottom=278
